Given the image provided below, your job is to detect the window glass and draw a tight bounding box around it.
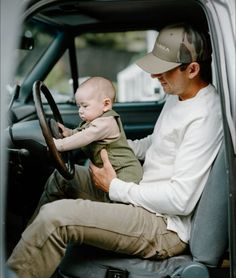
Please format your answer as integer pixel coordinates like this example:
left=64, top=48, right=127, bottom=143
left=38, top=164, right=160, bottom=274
left=8, top=20, right=56, bottom=101
left=15, top=20, right=55, bottom=85
left=75, top=31, right=164, bottom=103
left=36, top=30, right=165, bottom=104
left=44, top=50, right=73, bottom=103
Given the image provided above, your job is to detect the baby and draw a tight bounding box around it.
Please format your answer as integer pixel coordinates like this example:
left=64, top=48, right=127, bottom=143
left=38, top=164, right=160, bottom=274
left=54, top=76, right=143, bottom=183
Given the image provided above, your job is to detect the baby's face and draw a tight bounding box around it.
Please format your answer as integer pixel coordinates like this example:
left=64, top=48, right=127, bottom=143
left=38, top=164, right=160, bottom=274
left=75, top=87, right=105, bottom=122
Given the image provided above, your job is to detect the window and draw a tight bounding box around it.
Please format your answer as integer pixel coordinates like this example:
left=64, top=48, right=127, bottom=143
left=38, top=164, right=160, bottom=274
left=44, top=50, right=73, bottom=103
left=9, top=20, right=56, bottom=102
left=15, top=21, right=55, bottom=86
left=75, top=31, right=164, bottom=102
left=39, top=30, right=165, bottom=104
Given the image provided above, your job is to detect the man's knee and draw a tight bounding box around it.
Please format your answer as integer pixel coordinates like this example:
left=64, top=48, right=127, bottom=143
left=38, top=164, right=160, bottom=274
left=21, top=202, right=62, bottom=247
left=22, top=200, right=76, bottom=247
left=38, top=198, right=85, bottom=224
left=38, top=200, right=68, bottom=224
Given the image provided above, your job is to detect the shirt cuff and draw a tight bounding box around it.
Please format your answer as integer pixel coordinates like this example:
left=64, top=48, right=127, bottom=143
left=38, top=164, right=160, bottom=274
left=109, top=178, right=130, bottom=203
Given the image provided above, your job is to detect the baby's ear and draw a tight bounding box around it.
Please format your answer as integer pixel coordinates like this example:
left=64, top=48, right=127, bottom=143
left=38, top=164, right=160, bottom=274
left=103, top=98, right=112, bottom=112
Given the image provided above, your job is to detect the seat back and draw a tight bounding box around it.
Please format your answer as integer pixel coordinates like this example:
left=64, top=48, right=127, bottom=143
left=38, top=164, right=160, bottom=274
left=189, top=143, right=228, bottom=267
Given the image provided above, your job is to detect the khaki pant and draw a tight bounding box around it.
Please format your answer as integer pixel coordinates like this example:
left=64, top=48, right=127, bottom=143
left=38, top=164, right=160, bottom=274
left=7, top=166, right=187, bottom=278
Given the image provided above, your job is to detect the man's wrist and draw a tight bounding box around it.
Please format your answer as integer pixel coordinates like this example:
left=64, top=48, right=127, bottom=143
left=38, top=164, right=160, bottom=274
left=109, top=178, right=122, bottom=201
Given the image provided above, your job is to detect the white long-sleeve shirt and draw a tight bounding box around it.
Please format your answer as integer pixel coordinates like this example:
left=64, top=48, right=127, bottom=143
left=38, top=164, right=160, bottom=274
left=109, top=84, right=223, bottom=243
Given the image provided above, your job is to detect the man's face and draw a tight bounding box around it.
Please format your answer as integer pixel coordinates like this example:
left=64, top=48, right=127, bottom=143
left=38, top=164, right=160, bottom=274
left=151, top=65, right=190, bottom=99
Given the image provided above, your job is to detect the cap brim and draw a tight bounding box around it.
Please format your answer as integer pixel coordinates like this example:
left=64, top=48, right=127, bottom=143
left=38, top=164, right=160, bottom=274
left=135, top=52, right=181, bottom=74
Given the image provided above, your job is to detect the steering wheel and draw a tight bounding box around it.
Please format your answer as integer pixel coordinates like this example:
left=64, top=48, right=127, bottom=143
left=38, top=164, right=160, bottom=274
left=33, top=80, right=74, bottom=180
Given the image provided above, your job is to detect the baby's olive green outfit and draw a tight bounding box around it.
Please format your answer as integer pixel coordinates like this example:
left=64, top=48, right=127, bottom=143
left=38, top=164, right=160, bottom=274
left=79, top=109, right=143, bottom=183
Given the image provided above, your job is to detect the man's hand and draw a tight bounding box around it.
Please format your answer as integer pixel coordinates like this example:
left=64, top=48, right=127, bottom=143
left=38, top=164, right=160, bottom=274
left=89, top=149, right=117, bottom=192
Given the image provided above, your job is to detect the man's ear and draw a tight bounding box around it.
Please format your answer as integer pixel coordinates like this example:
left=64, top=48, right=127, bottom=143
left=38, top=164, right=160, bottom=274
left=188, top=62, right=200, bottom=79
left=103, top=98, right=112, bottom=112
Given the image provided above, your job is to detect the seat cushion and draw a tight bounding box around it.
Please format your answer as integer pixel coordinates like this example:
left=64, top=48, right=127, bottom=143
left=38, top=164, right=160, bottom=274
left=190, top=143, right=228, bottom=267
left=59, top=244, right=193, bottom=278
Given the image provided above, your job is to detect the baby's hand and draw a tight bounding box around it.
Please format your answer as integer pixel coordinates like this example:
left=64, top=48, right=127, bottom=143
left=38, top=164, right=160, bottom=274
left=57, top=122, right=72, bottom=137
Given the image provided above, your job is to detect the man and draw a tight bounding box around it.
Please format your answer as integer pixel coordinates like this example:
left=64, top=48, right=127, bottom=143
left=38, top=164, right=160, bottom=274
left=7, top=23, right=223, bottom=278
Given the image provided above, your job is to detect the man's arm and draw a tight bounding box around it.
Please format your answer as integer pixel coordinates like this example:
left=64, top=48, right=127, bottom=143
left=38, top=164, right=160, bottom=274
left=110, top=117, right=223, bottom=216
left=127, top=135, right=152, bottom=160
left=90, top=117, right=223, bottom=216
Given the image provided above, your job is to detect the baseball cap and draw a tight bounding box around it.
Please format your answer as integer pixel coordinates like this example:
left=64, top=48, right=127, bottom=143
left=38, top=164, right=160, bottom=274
left=136, top=23, right=211, bottom=74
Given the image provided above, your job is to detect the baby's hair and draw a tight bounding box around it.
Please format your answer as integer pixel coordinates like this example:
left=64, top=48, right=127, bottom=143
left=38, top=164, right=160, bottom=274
left=80, top=76, right=116, bottom=103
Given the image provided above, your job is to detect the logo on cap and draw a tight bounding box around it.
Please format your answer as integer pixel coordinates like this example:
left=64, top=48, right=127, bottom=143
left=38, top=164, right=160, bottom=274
left=156, top=43, right=170, bottom=52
